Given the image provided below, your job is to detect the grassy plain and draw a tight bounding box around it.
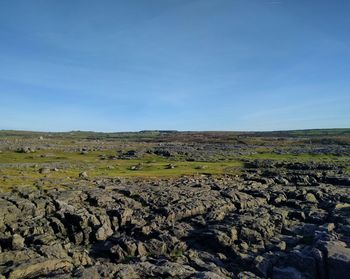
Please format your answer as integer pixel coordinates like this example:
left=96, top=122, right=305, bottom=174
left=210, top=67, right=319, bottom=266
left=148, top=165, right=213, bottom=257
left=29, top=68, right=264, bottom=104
left=1, top=129, right=349, bottom=191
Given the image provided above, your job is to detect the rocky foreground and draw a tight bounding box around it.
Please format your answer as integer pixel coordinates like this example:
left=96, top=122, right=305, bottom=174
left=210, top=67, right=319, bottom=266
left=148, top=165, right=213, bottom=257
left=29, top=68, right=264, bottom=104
left=0, top=161, right=349, bottom=279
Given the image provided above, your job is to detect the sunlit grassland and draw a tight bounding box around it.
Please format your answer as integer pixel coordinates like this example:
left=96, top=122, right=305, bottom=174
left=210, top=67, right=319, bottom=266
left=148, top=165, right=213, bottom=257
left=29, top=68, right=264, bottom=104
left=1, top=148, right=349, bottom=191
left=0, top=150, right=243, bottom=191
left=0, top=150, right=116, bottom=164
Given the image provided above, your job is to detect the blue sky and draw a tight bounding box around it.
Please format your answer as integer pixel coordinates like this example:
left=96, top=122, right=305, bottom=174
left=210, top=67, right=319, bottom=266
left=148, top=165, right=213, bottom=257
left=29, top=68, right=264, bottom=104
left=0, top=0, right=349, bottom=131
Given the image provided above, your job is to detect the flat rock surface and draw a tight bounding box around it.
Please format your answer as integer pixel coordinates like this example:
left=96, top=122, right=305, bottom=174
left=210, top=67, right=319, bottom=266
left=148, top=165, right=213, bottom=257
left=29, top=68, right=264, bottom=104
left=0, top=168, right=350, bottom=278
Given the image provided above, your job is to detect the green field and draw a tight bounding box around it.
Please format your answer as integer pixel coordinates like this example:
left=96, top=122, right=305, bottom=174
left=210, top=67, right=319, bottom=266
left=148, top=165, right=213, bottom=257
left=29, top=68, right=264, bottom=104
left=0, top=128, right=349, bottom=191
left=0, top=150, right=243, bottom=191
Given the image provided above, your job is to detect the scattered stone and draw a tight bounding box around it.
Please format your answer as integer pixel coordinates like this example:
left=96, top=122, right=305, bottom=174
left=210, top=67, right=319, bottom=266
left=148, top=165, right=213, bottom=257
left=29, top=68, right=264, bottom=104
left=39, top=167, right=50, bottom=174
left=130, top=164, right=143, bottom=171
left=79, top=171, right=88, bottom=179
left=304, top=193, right=317, bottom=203
left=95, top=224, right=113, bottom=241
left=17, top=146, right=35, bottom=153
left=11, top=234, right=25, bottom=250
left=165, top=163, right=176, bottom=169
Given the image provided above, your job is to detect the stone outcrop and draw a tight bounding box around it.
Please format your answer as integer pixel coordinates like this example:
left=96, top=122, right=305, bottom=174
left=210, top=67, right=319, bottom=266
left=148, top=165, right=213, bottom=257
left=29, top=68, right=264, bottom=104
left=0, top=162, right=349, bottom=278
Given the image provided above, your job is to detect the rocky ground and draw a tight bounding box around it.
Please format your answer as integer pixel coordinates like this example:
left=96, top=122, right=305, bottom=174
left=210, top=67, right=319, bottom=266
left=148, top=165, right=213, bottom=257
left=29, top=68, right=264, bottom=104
left=0, top=130, right=350, bottom=278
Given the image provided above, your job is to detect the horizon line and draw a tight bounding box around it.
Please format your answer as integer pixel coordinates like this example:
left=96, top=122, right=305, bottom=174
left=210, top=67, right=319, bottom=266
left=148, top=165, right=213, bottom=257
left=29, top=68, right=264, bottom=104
left=1, top=128, right=349, bottom=134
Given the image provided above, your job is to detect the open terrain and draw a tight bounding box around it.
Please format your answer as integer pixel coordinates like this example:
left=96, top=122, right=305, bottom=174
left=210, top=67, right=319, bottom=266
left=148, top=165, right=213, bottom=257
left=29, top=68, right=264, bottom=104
left=0, top=129, right=350, bottom=278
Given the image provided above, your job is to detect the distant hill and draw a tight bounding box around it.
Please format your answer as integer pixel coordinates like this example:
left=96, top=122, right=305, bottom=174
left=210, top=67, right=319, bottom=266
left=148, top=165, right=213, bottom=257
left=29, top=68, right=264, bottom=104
left=0, top=128, right=349, bottom=140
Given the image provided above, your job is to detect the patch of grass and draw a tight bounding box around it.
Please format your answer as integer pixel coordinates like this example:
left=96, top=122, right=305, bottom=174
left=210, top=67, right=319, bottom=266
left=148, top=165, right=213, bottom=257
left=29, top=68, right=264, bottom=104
left=0, top=150, right=119, bottom=164
left=109, top=160, right=242, bottom=177
left=0, top=167, right=79, bottom=191
left=0, top=150, right=243, bottom=191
